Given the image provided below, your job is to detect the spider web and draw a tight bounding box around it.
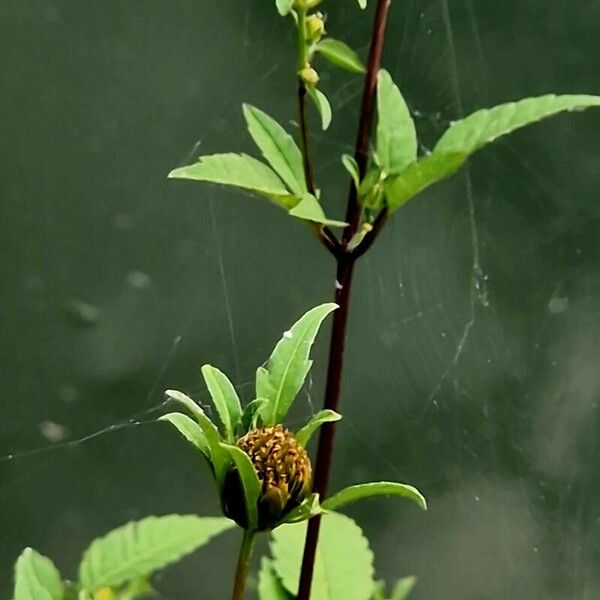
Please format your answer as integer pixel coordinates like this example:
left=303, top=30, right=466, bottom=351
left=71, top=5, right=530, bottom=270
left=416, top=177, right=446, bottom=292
left=1, top=1, right=600, bottom=599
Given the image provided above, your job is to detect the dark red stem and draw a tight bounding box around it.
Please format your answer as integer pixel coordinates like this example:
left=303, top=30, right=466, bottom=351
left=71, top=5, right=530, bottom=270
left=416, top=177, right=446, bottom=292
left=296, top=2, right=392, bottom=599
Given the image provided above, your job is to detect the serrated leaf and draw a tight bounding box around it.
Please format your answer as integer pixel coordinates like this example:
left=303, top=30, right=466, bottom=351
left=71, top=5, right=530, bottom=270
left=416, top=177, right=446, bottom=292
left=316, top=39, right=365, bottom=74
left=258, top=559, right=292, bottom=600
left=201, top=365, right=242, bottom=442
left=14, top=548, right=64, bottom=600
left=392, top=576, right=417, bottom=600
left=164, top=390, right=230, bottom=485
left=243, top=104, right=307, bottom=197
left=276, top=0, right=294, bottom=16
left=220, top=444, right=262, bottom=530
left=341, top=154, right=360, bottom=188
left=271, top=512, right=375, bottom=600
left=258, top=303, right=338, bottom=425
left=168, top=153, right=295, bottom=207
left=159, top=412, right=210, bottom=457
left=288, top=194, right=347, bottom=227
left=384, top=152, right=465, bottom=212
left=436, top=94, right=600, bottom=155
left=79, top=516, right=234, bottom=591
left=307, top=87, right=332, bottom=131
left=295, top=410, right=341, bottom=447
left=322, top=482, right=427, bottom=512
left=376, top=70, right=417, bottom=175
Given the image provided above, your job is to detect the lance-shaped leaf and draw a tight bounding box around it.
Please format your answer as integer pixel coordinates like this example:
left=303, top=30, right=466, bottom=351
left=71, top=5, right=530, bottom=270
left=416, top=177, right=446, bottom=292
left=201, top=364, right=242, bottom=442
left=159, top=412, right=211, bottom=458
left=79, top=515, right=234, bottom=591
left=341, top=154, right=360, bottom=188
left=14, top=548, right=64, bottom=600
left=271, top=512, right=375, bottom=600
left=322, top=482, right=427, bottom=512
left=384, top=152, right=465, bottom=212
left=435, top=94, right=600, bottom=155
left=258, top=303, right=338, bottom=426
left=220, top=444, right=262, bottom=530
left=288, top=194, right=347, bottom=227
left=164, top=389, right=230, bottom=485
left=316, top=39, right=365, bottom=74
left=243, top=104, right=307, bottom=197
left=295, top=410, right=342, bottom=447
left=168, top=153, right=295, bottom=207
left=275, top=0, right=294, bottom=16
left=307, top=87, right=332, bottom=130
left=241, top=398, right=268, bottom=433
left=376, top=70, right=417, bottom=175
left=258, top=559, right=292, bottom=600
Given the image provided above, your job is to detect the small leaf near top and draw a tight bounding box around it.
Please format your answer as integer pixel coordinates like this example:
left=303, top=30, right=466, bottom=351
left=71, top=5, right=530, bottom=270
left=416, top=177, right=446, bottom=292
left=316, top=39, right=366, bottom=74
left=243, top=104, right=307, bottom=197
left=159, top=412, right=211, bottom=458
left=376, top=70, right=417, bottom=175
left=271, top=512, right=375, bottom=600
left=322, top=481, right=427, bottom=512
left=307, top=87, right=332, bottom=130
left=357, top=0, right=367, bottom=8
left=341, top=154, right=360, bottom=188
left=436, top=94, right=600, bottom=155
left=78, top=515, right=234, bottom=591
left=392, top=576, right=417, bottom=600
left=201, top=364, right=242, bottom=442
left=275, top=0, right=294, bottom=16
left=14, top=548, right=64, bottom=600
left=258, top=303, right=338, bottom=426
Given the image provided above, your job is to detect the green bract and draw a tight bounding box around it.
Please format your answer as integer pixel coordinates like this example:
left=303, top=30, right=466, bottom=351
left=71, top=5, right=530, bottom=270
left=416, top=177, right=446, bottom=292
left=160, top=303, right=427, bottom=532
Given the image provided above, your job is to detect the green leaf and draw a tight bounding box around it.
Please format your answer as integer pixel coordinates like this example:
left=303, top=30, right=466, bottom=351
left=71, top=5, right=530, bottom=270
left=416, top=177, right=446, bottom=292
left=201, top=364, right=243, bottom=442
left=220, top=444, right=262, bottom=530
left=322, top=482, right=427, bottom=512
left=240, top=398, right=268, bottom=433
left=295, top=410, right=341, bottom=447
left=384, top=152, right=466, bottom=212
left=307, top=87, right=332, bottom=131
left=168, top=153, right=295, bottom=207
left=392, top=576, right=417, bottom=600
left=258, top=559, right=292, bottom=600
left=288, top=194, right=347, bottom=227
left=376, top=70, right=418, bottom=175
left=258, top=303, right=338, bottom=425
left=341, top=154, right=360, bottom=188
left=357, top=0, right=367, bottom=8
left=164, top=389, right=230, bottom=485
left=79, top=515, right=234, bottom=591
left=436, top=94, right=600, bottom=155
left=371, top=581, right=387, bottom=600
left=280, top=493, right=322, bottom=525
left=275, top=0, right=294, bottom=16
left=14, top=548, right=64, bottom=600
left=243, top=104, right=307, bottom=197
left=271, top=512, right=375, bottom=600
left=158, top=412, right=211, bottom=457
left=316, top=39, right=365, bottom=74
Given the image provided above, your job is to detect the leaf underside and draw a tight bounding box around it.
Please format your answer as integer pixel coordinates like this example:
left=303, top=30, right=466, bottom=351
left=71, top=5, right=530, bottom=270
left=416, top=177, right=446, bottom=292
left=14, top=548, right=64, bottom=600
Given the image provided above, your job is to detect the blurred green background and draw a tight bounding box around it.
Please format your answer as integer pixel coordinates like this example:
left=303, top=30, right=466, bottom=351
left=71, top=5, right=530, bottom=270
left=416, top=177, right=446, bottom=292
left=2, top=1, right=600, bottom=598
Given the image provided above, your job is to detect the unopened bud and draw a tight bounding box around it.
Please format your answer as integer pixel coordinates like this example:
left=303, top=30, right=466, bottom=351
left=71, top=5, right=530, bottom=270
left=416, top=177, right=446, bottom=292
left=298, top=64, right=320, bottom=86
left=305, top=14, right=325, bottom=41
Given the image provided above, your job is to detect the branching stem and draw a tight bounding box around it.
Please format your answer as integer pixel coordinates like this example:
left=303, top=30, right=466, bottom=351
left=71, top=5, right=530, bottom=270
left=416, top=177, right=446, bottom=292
left=296, top=2, right=392, bottom=598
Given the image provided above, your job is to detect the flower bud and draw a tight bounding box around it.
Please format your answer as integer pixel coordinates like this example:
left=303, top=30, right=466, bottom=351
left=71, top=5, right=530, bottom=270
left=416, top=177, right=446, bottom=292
left=305, top=13, right=325, bottom=42
left=298, top=64, right=320, bottom=86
left=221, top=425, right=312, bottom=530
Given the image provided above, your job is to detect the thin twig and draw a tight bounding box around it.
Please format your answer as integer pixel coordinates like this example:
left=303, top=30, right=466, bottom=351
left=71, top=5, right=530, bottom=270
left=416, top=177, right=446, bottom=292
left=296, top=2, right=393, bottom=599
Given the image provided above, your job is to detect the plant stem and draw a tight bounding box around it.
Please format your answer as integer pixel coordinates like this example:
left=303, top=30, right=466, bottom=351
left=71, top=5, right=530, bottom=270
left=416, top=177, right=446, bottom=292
left=230, top=529, right=256, bottom=600
left=296, top=2, right=392, bottom=599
